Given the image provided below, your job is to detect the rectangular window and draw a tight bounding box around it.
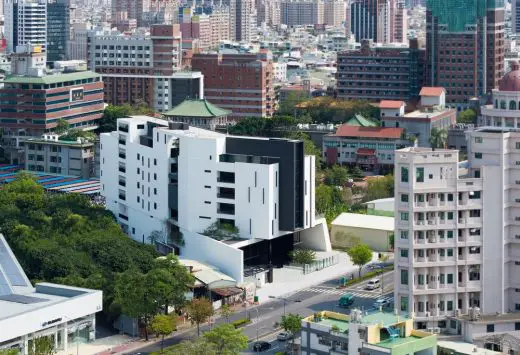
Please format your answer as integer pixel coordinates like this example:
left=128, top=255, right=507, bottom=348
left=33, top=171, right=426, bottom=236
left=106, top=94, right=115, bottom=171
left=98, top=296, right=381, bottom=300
left=400, top=249, right=409, bottom=258
left=254, top=171, right=257, bottom=187
left=275, top=203, right=277, bottom=219
left=400, top=296, right=408, bottom=312
left=516, top=142, right=520, bottom=149
left=447, top=274, right=454, bottom=284
left=475, top=137, right=483, bottom=143
left=401, top=166, right=409, bottom=183
left=400, top=230, right=408, bottom=239
left=401, top=212, right=409, bottom=221
left=416, top=167, right=424, bottom=182
left=516, top=322, right=520, bottom=331
left=448, top=193, right=454, bottom=201
left=204, top=201, right=211, bottom=204
left=204, top=170, right=211, bottom=173
left=248, top=187, right=250, bottom=202
left=447, top=212, right=454, bottom=220
left=400, top=269, right=408, bottom=285
left=517, top=304, right=520, bottom=311
left=440, top=274, right=445, bottom=284
left=262, top=188, right=265, bottom=204
left=249, top=219, right=252, bottom=234
left=204, top=185, right=211, bottom=189
left=474, top=152, right=482, bottom=159
left=418, top=274, right=424, bottom=285
left=401, top=194, right=409, bottom=203
left=154, top=158, right=157, bottom=165
left=199, top=216, right=211, bottom=219
left=447, top=230, right=454, bottom=239
left=487, top=324, right=494, bottom=333
left=447, top=249, right=454, bottom=257
left=447, top=301, right=453, bottom=311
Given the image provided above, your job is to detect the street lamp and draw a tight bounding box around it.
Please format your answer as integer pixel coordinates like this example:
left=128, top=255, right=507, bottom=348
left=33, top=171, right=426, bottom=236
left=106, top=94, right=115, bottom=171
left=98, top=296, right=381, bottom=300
left=268, top=296, right=301, bottom=316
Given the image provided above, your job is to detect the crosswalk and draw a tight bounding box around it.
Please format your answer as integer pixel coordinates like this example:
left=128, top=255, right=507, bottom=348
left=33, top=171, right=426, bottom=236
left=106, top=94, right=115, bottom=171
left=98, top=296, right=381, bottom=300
left=298, top=286, right=388, bottom=299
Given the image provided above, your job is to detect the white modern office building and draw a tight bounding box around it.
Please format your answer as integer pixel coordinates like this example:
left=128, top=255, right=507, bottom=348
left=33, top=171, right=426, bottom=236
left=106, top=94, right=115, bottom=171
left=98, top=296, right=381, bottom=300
left=394, top=127, right=520, bottom=341
left=0, top=234, right=103, bottom=354
left=4, top=0, right=47, bottom=53
left=100, top=116, right=330, bottom=283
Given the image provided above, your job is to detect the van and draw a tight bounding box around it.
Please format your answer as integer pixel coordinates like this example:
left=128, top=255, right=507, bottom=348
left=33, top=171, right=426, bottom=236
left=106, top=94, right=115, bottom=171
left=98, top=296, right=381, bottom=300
left=338, top=293, right=355, bottom=308
left=366, top=279, right=381, bottom=290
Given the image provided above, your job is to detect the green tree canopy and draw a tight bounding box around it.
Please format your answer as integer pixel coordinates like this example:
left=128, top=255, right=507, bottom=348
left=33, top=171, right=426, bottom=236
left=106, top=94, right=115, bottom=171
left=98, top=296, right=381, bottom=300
left=203, top=324, right=249, bottom=355
left=150, top=314, right=177, bottom=353
left=324, top=165, right=349, bottom=186
left=347, top=244, right=373, bottom=277
left=186, top=298, right=215, bottom=336
left=54, top=118, right=70, bottom=135
left=289, top=249, right=317, bottom=265
left=429, top=127, right=448, bottom=149
left=366, top=175, right=394, bottom=202
left=457, top=109, right=476, bottom=124
left=98, top=104, right=154, bottom=133
left=163, top=338, right=217, bottom=355
left=280, top=313, right=303, bottom=350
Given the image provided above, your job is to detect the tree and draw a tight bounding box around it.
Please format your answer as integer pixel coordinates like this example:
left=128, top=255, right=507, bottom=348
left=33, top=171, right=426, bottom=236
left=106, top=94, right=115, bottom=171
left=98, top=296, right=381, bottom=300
left=289, top=249, right=317, bottom=265
left=202, top=221, right=240, bottom=241
left=324, top=165, right=349, bottom=186
left=220, top=304, right=234, bottom=323
left=203, top=324, right=249, bottom=355
left=366, top=175, right=394, bottom=201
left=186, top=298, right=214, bottom=336
left=280, top=313, right=303, bottom=351
left=29, top=336, right=54, bottom=355
left=458, top=108, right=476, bottom=124
left=151, top=314, right=176, bottom=353
left=152, top=254, right=194, bottom=312
left=347, top=244, right=373, bottom=278
left=59, top=129, right=96, bottom=142
left=388, top=233, right=395, bottom=251
left=54, top=118, right=70, bottom=135
left=0, top=349, right=18, bottom=355
left=165, top=338, right=216, bottom=355
left=350, top=165, right=364, bottom=179
left=429, top=127, right=448, bottom=149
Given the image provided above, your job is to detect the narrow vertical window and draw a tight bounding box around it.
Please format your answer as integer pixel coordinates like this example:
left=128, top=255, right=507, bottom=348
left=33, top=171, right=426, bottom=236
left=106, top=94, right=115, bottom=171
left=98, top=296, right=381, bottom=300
left=248, top=187, right=250, bottom=202
left=262, top=188, right=265, bottom=204
left=275, top=203, right=277, bottom=219
left=255, top=171, right=257, bottom=187
left=249, top=219, right=252, bottom=234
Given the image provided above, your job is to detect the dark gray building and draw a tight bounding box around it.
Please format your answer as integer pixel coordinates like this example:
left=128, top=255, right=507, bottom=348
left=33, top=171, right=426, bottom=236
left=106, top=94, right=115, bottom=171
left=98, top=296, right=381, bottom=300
left=47, top=0, right=70, bottom=64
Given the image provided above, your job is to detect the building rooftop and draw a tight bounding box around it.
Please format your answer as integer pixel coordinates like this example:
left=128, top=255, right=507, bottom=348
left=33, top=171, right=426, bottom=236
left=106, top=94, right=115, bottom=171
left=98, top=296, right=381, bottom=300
left=331, top=213, right=394, bottom=232
left=333, top=125, right=403, bottom=139
left=379, top=100, right=405, bottom=109
left=23, top=138, right=94, bottom=147
left=3, top=71, right=101, bottom=85
left=438, top=340, right=501, bottom=354
left=163, top=99, right=231, bottom=118
left=345, top=114, right=377, bottom=127
left=419, top=87, right=445, bottom=96
left=376, top=335, right=423, bottom=349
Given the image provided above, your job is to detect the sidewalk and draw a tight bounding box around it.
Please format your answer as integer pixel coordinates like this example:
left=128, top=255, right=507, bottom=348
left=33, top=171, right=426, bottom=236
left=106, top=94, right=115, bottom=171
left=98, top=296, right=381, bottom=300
left=254, top=251, right=379, bottom=302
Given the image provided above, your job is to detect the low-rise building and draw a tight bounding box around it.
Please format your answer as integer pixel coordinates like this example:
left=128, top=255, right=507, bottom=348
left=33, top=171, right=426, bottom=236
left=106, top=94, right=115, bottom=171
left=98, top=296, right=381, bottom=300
left=380, top=87, right=457, bottom=147
left=0, top=234, right=103, bottom=355
left=23, top=135, right=94, bottom=178
left=162, top=99, right=230, bottom=131
left=331, top=213, right=395, bottom=251
left=301, top=310, right=437, bottom=355
left=323, top=124, right=410, bottom=172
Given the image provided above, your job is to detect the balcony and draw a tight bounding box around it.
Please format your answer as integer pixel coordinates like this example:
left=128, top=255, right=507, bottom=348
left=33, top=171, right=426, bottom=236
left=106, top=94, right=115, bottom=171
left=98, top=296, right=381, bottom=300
left=119, top=152, right=126, bottom=159
left=217, top=203, right=235, bottom=215
left=217, top=191, right=235, bottom=200
left=119, top=124, right=129, bottom=133
left=118, top=213, right=128, bottom=221
left=118, top=180, right=126, bottom=187
left=119, top=139, right=126, bottom=145
left=119, top=166, right=126, bottom=173
left=217, top=171, right=235, bottom=184
left=119, top=194, right=126, bottom=201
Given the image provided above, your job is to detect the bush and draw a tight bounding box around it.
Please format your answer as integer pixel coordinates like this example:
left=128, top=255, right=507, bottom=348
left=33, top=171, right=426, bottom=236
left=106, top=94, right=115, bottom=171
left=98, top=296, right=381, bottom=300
left=275, top=352, right=286, bottom=355
left=345, top=266, right=394, bottom=287
left=289, top=249, right=317, bottom=265
left=231, top=318, right=251, bottom=328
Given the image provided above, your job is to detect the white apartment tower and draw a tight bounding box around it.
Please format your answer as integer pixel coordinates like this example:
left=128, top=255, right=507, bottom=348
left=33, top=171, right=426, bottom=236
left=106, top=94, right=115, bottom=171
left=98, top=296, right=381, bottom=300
left=4, top=0, right=47, bottom=53
left=395, top=128, right=520, bottom=336
left=100, top=117, right=328, bottom=283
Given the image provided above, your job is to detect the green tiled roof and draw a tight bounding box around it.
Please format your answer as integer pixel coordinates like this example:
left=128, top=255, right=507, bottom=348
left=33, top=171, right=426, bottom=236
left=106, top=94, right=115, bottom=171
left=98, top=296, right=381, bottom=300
left=345, top=114, right=377, bottom=127
left=3, top=71, right=101, bottom=85
left=163, top=99, right=231, bottom=118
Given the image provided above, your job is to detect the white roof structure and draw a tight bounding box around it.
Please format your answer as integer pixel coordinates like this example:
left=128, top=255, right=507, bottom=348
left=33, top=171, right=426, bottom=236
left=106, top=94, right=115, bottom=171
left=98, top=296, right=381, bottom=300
left=331, top=213, right=394, bottom=232
left=438, top=340, right=501, bottom=355
left=179, top=259, right=236, bottom=290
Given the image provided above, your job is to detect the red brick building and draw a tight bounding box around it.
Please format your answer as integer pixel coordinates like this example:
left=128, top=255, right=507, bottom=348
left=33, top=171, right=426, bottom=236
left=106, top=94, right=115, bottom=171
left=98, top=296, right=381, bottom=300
left=0, top=71, right=104, bottom=163
left=191, top=51, right=275, bottom=119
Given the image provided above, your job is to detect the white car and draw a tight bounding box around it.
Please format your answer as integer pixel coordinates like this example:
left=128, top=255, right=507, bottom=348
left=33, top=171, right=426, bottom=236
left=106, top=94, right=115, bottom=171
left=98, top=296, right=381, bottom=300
left=277, top=331, right=293, bottom=341
left=373, top=298, right=392, bottom=309
left=365, top=278, right=381, bottom=290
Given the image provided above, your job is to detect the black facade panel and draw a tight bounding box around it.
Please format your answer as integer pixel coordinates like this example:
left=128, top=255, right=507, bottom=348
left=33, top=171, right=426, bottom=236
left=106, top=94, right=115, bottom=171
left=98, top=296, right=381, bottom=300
left=225, top=137, right=305, bottom=231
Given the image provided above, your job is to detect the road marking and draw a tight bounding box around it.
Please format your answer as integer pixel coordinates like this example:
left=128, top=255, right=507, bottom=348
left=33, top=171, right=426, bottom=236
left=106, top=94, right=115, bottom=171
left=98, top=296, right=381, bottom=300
left=299, top=287, right=387, bottom=299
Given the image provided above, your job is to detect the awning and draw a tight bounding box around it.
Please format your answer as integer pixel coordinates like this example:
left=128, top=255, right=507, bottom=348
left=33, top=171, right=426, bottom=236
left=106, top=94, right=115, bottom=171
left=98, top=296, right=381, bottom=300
left=356, top=148, right=376, bottom=156
left=212, top=287, right=244, bottom=297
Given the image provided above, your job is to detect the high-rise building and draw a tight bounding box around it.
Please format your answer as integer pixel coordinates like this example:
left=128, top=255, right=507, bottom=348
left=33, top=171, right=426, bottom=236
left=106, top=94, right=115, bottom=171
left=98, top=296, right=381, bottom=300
left=47, top=0, right=70, bottom=63
left=256, top=0, right=280, bottom=26
left=179, top=5, right=230, bottom=50
left=425, top=0, right=505, bottom=108
left=336, top=39, right=424, bottom=101
left=281, top=0, right=324, bottom=26
left=513, top=0, right=520, bottom=34
left=394, top=128, right=520, bottom=334
left=100, top=116, right=326, bottom=282
left=232, top=0, right=256, bottom=41
left=191, top=51, right=275, bottom=119
left=111, top=0, right=148, bottom=29
left=350, top=0, right=406, bottom=43
left=324, top=0, right=345, bottom=27
left=89, top=25, right=204, bottom=112
left=4, top=0, right=47, bottom=53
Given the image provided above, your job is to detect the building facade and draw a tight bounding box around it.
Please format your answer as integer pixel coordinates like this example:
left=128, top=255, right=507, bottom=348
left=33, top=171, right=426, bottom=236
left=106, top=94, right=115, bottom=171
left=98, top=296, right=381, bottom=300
left=336, top=39, right=424, bottom=101
left=514, top=0, right=520, bottom=34
left=100, top=116, right=327, bottom=282
left=89, top=25, right=204, bottom=112
left=191, top=52, right=275, bottom=119
left=4, top=0, right=47, bottom=53
left=23, top=135, right=94, bottom=178
left=0, top=70, right=104, bottom=163
left=425, top=0, right=505, bottom=108
left=47, top=0, right=70, bottom=63
left=281, top=0, right=324, bottom=26
left=323, top=0, right=346, bottom=27
left=0, top=234, right=103, bottom=355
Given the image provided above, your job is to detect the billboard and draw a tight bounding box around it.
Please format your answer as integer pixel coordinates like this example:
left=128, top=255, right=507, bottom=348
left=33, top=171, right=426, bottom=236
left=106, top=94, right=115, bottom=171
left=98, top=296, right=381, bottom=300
left=70, top=87, right=84, bottom=102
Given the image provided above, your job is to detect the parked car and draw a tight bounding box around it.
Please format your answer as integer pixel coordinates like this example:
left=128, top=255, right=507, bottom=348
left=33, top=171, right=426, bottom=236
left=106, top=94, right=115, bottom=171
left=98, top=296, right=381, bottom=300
left=277, top=331, right=293, bottom=341
left=365, top=278, right=381, bottom=290
left=253, top=341, right=272, bottom=352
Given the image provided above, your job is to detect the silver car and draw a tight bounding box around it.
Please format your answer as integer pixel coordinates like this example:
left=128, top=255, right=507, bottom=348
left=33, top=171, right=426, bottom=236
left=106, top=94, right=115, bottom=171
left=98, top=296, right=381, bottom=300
left=277, top=331, right=293, bottom=341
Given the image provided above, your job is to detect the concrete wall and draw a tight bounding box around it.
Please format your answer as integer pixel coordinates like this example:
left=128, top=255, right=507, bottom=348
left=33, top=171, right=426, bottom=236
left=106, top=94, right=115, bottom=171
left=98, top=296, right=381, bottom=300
left=331, top=224, right=391, bottom=252
left=300, top=218, right=331, bottom=251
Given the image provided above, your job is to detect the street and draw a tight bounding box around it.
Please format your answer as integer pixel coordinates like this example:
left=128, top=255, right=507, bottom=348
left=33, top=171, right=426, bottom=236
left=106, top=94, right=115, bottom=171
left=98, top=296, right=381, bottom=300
left=129, top=270, right=394, bottom=354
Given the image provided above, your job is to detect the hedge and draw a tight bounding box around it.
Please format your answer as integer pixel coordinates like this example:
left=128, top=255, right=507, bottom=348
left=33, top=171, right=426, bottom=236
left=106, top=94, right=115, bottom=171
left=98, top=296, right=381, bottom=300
left=344, top=266, right=394, bottom=287
left=231, top=318, right=251, bottom=328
